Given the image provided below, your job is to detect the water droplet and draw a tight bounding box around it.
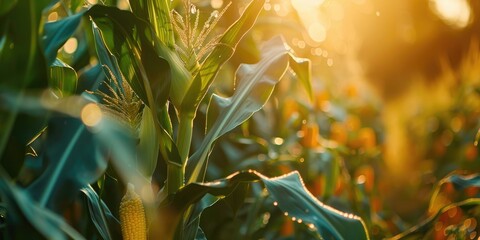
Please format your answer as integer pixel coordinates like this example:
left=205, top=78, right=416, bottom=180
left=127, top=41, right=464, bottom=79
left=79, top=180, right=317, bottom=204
left=273, top=201, right=278, bottom=206
left=297, top=219, right=303, bottom=223
left=308, top=223, right=315, bottom=229
left=291, top=217, right=296, bottom=221
left=284, top=212, right=289, bottom=216
left=190, top=4, right=197, bottom=14
left=211, top=10, right=219, bottom=18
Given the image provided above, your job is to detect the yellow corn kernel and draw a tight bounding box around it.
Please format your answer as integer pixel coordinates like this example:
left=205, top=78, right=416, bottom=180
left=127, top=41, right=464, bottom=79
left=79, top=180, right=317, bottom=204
left=119, top=183, right=147, bottom=240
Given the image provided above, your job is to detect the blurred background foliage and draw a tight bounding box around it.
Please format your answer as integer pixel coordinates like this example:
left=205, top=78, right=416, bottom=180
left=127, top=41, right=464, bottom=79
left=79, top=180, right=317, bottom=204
left=1, top=0, right=480, bottom=239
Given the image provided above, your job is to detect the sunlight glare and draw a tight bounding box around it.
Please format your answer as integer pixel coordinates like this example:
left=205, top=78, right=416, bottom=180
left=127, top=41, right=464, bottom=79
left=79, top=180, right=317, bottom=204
left=429, top=0, right=471, bottom=28
left=308, top=22, right=326, bottom=42
left=291, top=0, right=324, bottom=9
left=211, top=0, right=223, bottom=9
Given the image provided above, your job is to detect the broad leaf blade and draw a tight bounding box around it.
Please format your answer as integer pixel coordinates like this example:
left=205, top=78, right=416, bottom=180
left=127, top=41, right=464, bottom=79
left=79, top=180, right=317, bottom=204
left=25, top=116, right=107, bottom=210
left=185, top=36, right=311, bottom=183
left=168, top=170, right=369, bottom=240
left=42, top=11, right=84, bottom=66
left=0, top=176, right=85, bottom=240
left=263, top=172, right=368, bottom=240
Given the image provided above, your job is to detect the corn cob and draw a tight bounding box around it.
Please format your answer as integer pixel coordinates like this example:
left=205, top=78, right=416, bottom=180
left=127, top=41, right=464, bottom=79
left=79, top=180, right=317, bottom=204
left=119, top=183, right=147, bottom=240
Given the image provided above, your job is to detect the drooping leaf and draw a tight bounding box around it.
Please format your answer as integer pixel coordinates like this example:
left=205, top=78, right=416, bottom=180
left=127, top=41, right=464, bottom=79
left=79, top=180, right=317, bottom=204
left=167, top=170, right=369, bottom=240
left=25, top=116, right=107, bottom=210
left=181, top=194, right=220, bottom=240
left=289, top=55, right=313, bottom=101
left=48, top=58, right=78, bottom=96
left=429, top=172, right=480, bottom=214
left=41, top=11, right=84, bottom=66
left=389, top=199, right=480, bottom=239
left=0, top=175, right=85, bottom=240
left=180, top=0, right=265, bottom=113
left=185, top=36, right=311, bottom=183
left=388, top=172, right=480, bottom=239
left=81, top=185, right=121, bottom=240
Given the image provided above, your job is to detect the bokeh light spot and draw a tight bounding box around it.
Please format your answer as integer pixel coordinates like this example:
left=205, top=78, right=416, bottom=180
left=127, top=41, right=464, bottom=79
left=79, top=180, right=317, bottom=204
left=64, top=37, right=78, bottom=55
left=81, top=103, right=102, bottom=127
left=211, top=0, right=223, bottom=9
left=308, top=22, right=327, bottom=42
left=47, top=12, right=58, bottom=22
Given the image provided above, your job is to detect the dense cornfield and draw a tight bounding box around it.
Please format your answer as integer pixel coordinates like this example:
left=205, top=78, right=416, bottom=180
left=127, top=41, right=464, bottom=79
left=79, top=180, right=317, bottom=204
left=1, top=0, right=480, bottom=239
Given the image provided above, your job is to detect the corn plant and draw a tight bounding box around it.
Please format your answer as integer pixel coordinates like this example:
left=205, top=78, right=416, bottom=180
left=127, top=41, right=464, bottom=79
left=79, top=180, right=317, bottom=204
left=0, top=0, right=371, bottom=239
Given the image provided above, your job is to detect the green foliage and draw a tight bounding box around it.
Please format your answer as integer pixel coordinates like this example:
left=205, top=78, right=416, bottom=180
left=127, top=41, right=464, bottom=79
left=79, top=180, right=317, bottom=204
left=170, top=170, right=369, bottom=240
left=186, top=36, right=310, bottom=184
left=10, top=0, right=480, bottom=239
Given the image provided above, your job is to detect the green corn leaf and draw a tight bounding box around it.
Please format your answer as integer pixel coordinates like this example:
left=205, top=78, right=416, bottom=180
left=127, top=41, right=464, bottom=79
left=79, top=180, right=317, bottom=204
left=0, top=0, right=17, bottom=16
left=167, top=170, right=369, bottom=240
left=185, top=36, right=311, bottom=184
left=0, top=175, right=85, bottom=240
left=88, top=6, right=183, bottom=172
left=48, top=58, right=78, bottom=97
left=180, top=0, right=265, bottom=113
left=0, top=0, right=50, bottom=158
left=41, top=11, right=84, bottom=66
left=429, top=172, right=480, bottom=214
left=77, top=63, right=106, bottom=93
left=90, top=21, right=123, bottom=89
left=130, top=0, right=174, bottom=47
left=389, top=199, right=480, bottom=239
left=25, top=116, right=108, bottom=210
left=81, top=185, right=121, bottom=240
left=88, top=5, right=171, bottom=109
left=389, top=172, right=480, bottom=239
left=137, top=106, right=160, bottom=179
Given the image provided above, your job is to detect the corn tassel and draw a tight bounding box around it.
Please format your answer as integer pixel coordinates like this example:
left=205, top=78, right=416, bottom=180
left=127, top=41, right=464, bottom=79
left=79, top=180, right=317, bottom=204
left=119, top=183, right=147, bottom=240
